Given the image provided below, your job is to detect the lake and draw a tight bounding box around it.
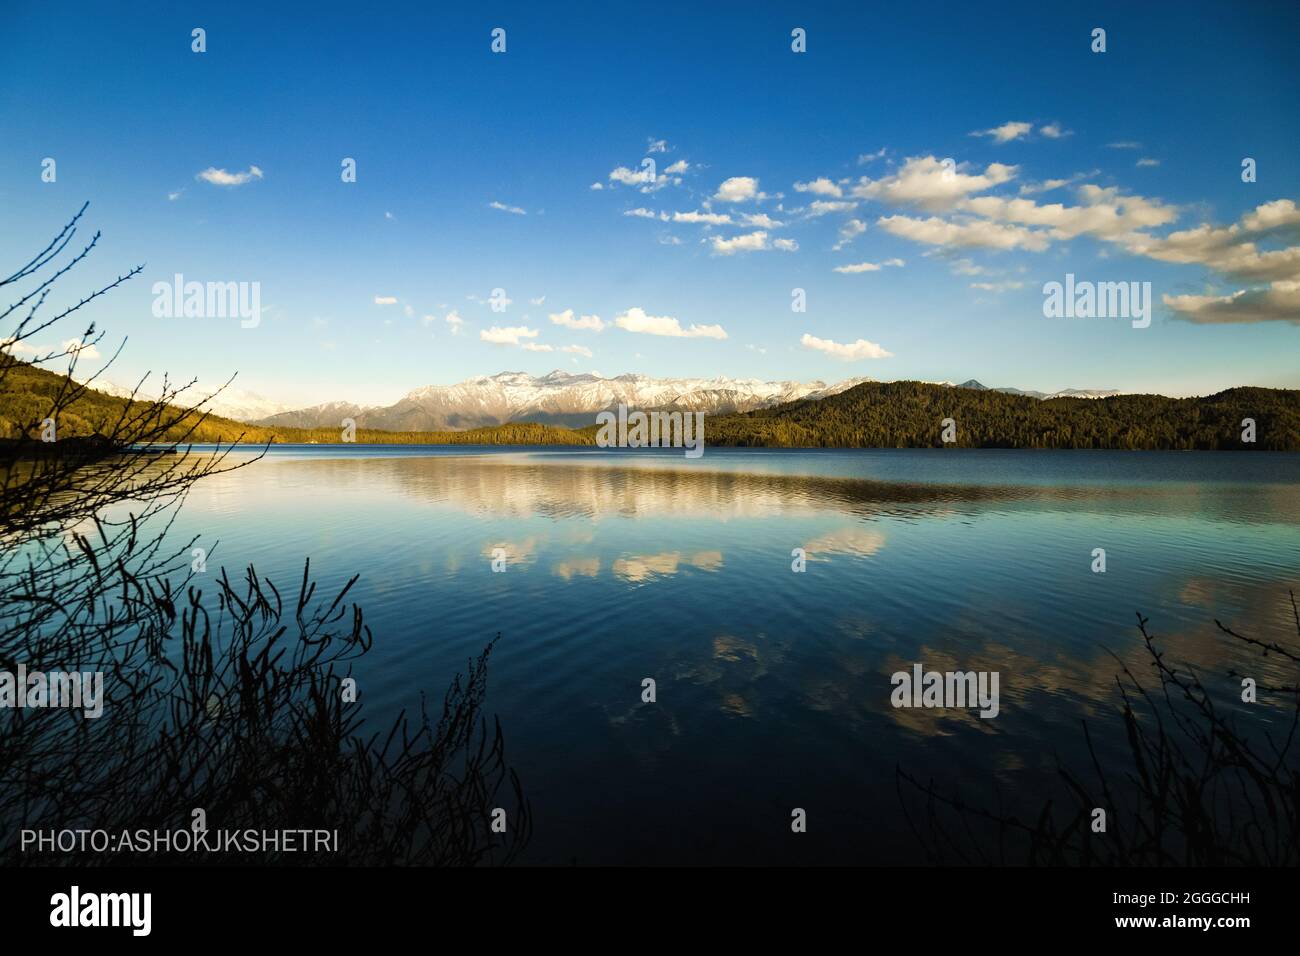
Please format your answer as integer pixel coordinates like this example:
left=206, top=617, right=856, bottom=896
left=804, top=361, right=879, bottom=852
left=170, top=445, right=1300, bottom=864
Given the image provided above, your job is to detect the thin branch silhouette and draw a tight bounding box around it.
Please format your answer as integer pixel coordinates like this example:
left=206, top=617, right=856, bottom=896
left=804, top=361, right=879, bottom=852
left=2, top=206, right=530, bottom=866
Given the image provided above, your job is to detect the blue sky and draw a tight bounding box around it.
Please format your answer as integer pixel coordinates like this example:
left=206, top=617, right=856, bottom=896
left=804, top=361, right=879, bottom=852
left=2, top=0, right=1298, bottom=407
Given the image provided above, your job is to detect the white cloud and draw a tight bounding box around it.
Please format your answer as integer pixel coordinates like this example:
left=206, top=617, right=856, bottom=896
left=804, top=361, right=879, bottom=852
left=872, top=177, right=1178, bottom=258
left=444, top=311, right=464, bottom=334
left=773, top=238, right=798, bottom=251
left=1039, top=123, right=1071, bottom=139
left=1240, top=199, right=1300, bottom=235
left=530, top=295, right=546, bottom=305
left=521, top=342, right=553, bottom=352
left=647, top=138, right=668, bottom=153
left=1076, top=199, right=1300, bottom=324
left=969, top=281, right=1025, bottom=292
left=1164, top=281, right=1300, bottom=324
left=550, top=309, right=605, bottom=331
left=1019, top=172, right=1090, bottom=196
left=800, top=333, right=892, bottom=360
left=374, top=296, right=398, bottom=305
left=590, top=182, right=604, bottom=190
left=609, top=166, right=651, bottom=186
left=806, top=200, right=859, bottom=217
left=489, top=200, right=526, bottom=215
left=1117, top=200, right=1300, bottom=309
left=561, top=344, right=594, bottom=357
left=713, top=176, right=760, bottom=202
left=1106, top=142, right=1142, bottom=149
left=624, top=207, right=659, bottom=219
left=665, top=159, right=689, bottom=174
left=608, top=159, right=678, bottom=193
left=1136, top=158, right=1161, bottom=167
left=794, top=178, right=843, bottom=198
left=62, top=338, right=102, bottom=361
left=833, top=258, right=904, bottom=273
left=196, top=165, right=263, bottom=186
left=857, top=148, right=887, bottom=165
left=615, top=307, right=727, bottom=339
left=671, top=210, right=732, bottom=225
left=970, top=121, right=1033, bottom=143
left=743, top=212, right=784, bottom=228
left=481, top=325, right=540, bottom=346
left=852, top=156, right=1017, bottom=211
left=710, top=230, right=769, bottom=255
left=167, top=190, right=183, bottom=201
left=833, top=219, right=867, bottom=250
left=877, top=214, right=1051, bottom=251
left=960, top=185, right=1178, bottom=240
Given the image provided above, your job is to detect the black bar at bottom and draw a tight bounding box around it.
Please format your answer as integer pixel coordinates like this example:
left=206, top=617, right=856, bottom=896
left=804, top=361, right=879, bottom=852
left=0, top=865, right=1285, bottom=941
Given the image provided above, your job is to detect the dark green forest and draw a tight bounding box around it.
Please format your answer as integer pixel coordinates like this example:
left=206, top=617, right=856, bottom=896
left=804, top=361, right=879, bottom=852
left=705, top=380, right=1300, bottom=450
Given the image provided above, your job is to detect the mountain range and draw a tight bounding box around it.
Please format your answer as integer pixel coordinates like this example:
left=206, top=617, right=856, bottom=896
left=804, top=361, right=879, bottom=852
left=947, top=379, right=1122, bottom=400
left=245, top=371, right=1120, bottom=432
left=16, top=361, right=1294, bottom=451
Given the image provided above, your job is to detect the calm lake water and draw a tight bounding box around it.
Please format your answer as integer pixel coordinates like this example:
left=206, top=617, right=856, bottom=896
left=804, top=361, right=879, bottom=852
left=172, top=446, right=1300, bottom=864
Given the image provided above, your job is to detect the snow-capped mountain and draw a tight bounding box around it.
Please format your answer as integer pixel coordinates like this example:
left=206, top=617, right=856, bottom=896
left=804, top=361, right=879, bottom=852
left=958, top=380, right=1121, bottom=400
left=1038, top=388, right=1122, bottom=399
left=193, top=388, right=299, bottom=422
left=254, top=370, right=866, bottom=431
left=246, top=370, right=1124, bottom=431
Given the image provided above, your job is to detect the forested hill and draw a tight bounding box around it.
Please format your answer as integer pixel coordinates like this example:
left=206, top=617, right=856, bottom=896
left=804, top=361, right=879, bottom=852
left=703, top=381, right=1300, bottom=450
